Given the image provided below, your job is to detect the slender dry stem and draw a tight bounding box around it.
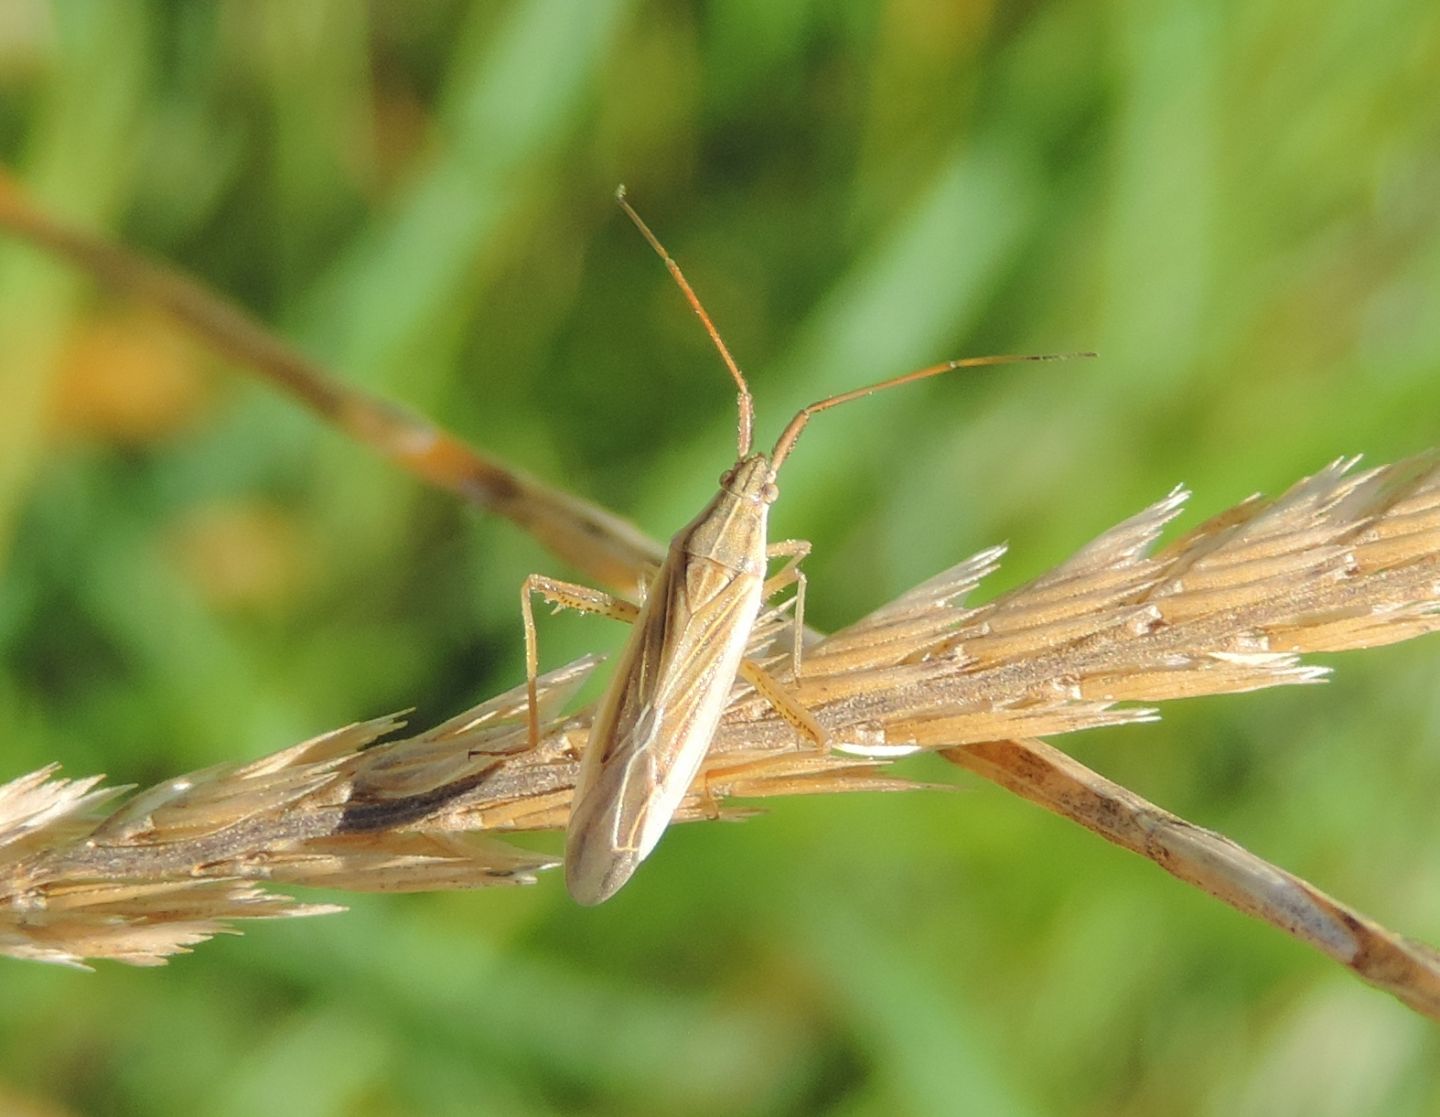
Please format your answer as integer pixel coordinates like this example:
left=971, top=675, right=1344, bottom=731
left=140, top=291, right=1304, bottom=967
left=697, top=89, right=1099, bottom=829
left=944, top=738, right=1440, bottom=1020
left=2, top=453, right=1438, bottom=1021
left=2, top=188, right=1439, bottom=1021
left=0, top=176, right=661, bottom=592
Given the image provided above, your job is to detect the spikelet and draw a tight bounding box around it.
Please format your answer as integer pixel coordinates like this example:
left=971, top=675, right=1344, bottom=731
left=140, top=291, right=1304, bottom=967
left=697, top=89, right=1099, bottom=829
left=2, top=454, right=1438, bottom=1017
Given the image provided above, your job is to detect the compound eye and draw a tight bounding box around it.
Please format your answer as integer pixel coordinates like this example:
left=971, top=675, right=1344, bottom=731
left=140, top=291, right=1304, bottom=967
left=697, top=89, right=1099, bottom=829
left=761, top=482, right=780, bottom=503
left=718, top=467, right=736, bottom=488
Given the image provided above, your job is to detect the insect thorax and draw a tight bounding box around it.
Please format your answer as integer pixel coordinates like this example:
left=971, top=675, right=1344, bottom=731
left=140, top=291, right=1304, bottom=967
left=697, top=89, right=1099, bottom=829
left=675, top=454, right=775, bottom=576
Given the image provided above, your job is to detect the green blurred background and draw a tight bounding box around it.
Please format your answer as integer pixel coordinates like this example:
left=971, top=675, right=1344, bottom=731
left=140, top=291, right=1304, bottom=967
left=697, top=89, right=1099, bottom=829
left=1, top=1, right=1439, bottom=1113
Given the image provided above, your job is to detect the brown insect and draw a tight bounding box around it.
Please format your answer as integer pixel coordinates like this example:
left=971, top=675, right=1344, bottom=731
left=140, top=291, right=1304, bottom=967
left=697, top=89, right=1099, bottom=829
left=523, top=188, right=1080, bottom=904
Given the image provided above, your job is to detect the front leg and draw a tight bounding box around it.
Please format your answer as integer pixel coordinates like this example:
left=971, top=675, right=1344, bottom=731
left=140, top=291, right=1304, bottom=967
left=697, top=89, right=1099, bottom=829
left=520, top=574, right=639, bottom=748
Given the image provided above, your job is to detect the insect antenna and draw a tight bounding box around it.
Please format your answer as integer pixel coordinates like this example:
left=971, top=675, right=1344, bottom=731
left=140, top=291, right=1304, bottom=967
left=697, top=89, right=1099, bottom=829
left=616, top=186, right=755, bottom=457
left=768, top=351, right=1094, bottom=471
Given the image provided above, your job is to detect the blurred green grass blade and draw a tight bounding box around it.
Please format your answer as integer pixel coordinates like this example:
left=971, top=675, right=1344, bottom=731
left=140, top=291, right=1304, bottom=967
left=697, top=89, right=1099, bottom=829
left=0, top=1, right=149, bottom=563
left=210, top=1005, right=394, bottom=1117
left=255, top=906, right=809, bottom=1113
left=794, top=899, right=1041, bottom=1117
left=1101, top=2, right=1220, bottom=379
left=296, top=0, right=634, bottom=391
left=255, top=2, right=374, bottom=300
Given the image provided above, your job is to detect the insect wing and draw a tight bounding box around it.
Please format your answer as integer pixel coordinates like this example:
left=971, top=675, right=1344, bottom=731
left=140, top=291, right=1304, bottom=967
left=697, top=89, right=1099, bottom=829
left=565, top=551, right=763, bottom=904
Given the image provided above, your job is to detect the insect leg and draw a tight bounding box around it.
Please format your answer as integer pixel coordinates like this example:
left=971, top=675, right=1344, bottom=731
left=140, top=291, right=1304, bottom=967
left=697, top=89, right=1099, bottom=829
left=696, top=768, right=723, bottom=821
left=737, top=657, right=827, bottom=753
left=764, top=539, right=811, bottom=679
left=521, top=574, right=639, bottom=748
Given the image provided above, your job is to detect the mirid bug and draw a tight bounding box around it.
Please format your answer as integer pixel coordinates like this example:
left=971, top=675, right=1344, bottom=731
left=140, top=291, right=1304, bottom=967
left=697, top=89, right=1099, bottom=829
left=523, top=188, right=1083, bottom=904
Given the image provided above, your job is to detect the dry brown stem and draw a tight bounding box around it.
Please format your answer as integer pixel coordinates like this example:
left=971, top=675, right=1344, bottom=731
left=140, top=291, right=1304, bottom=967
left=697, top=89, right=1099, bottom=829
left=944, top=737, right=1440, bottom=1020
left=3, top=453, right=1438, bottom=1021
left=2, top=188, right=1438, bottom=1020
left=0, top=177, right=661, bottom=592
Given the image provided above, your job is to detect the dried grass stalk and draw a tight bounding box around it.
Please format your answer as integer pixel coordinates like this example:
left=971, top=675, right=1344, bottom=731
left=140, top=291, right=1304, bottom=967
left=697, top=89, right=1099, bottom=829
left=0, top=176, right=661, bottom=591
left=3, top=453, right=1438, bottom=1023
left=3, top=184, right=1439, bottom=1018
left=946, top=739, right=1440, bottom=1021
